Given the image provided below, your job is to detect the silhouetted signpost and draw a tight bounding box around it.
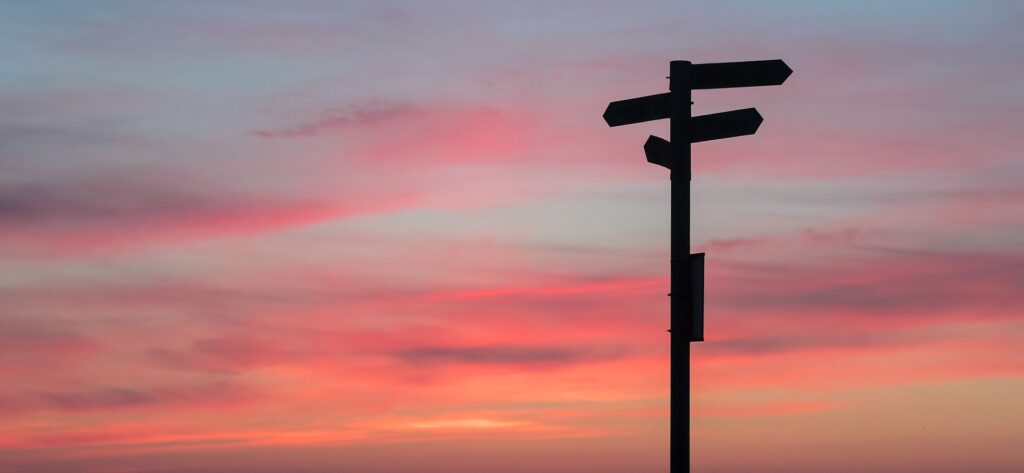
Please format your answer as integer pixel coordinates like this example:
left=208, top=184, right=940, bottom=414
left=603, top=59, right=791, bottom=473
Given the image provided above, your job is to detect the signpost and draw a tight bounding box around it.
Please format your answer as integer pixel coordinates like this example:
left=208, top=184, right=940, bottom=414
left=603, top=59, right=791, bottom=473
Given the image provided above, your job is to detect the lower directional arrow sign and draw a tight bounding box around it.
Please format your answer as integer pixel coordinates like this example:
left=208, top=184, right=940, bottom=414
left=690, top=108, right=763, bottom=143
left=642, top=108, right=763, bottom=169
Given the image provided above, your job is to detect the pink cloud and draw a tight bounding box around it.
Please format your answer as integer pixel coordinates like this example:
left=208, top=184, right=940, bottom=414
left=254, top=101, right=560, bottom=166
left=0, top=179, right=421, bottom=255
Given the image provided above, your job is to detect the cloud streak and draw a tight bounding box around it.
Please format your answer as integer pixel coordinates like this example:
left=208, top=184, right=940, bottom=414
left=394, top=345, right=630, bottom=366
left=250, top=102, right=416, bottom=138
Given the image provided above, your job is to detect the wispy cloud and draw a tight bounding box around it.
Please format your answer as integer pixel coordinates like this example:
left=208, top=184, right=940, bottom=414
left=250, top=102, right=415, bottom=138
left=394, top=344, right=630, bottom=366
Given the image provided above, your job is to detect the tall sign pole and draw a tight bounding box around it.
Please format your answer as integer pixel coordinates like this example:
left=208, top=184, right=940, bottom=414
left=603, top=59, right=791, bottom=473
left=668, top=60, right=693, bottom=473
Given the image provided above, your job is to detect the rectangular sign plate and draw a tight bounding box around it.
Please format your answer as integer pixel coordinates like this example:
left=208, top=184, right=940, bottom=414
left=690, top=253, right=705, bottom=342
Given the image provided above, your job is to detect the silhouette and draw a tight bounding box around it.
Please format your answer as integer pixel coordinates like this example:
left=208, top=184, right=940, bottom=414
left=603, top=59, right=792, bottom=473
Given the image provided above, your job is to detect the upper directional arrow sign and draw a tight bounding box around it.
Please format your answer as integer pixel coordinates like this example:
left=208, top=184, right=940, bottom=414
left=691, top=60, right=792, bottom=89
left=603, top=93, right=670, bottom=127
left=690, top=108, right=763, bottom=143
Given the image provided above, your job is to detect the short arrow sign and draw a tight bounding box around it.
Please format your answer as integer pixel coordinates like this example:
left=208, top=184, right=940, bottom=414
left=690, top=108, right=763, bottom=143
left=691, top=59, right=792, bottom=90
left=644, top=135, right=672, bottom=169
left=603, top=93, right=670, bottom=127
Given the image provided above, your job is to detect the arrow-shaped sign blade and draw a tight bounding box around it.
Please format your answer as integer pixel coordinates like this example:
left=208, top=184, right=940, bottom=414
left=690, top=108, right=763, bottom=143
left=603, top=93, right=670, bottom=127
left=691, top=60, right=792, bottom=89
left=644, top=135, right=672, bottom=169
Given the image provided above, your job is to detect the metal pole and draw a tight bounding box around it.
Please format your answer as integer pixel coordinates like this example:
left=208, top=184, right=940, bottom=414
left=669, top=60, right=692, bottom=473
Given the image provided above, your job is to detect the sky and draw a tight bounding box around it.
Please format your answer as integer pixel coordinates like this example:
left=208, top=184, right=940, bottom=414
left=1, top=1, right=1022, bottom=472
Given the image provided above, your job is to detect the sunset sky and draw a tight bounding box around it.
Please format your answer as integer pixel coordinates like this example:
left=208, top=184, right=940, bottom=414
left=1, top=1, right=1022, bottom=472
